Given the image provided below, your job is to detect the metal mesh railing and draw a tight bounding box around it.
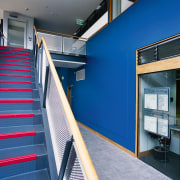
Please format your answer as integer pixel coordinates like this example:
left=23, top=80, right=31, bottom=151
left=34, top=27, right=98, bottom=180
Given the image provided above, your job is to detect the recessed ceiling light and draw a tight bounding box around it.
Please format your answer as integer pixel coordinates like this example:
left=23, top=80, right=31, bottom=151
left=25, top=8, right=29, bottom=11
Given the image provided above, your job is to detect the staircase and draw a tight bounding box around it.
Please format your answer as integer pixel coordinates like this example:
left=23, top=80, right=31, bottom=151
left=0, top=46, right=50, bottom=179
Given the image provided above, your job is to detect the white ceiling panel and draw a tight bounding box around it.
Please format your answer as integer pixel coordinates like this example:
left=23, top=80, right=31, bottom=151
left=0, top=0, right=103, bottom=35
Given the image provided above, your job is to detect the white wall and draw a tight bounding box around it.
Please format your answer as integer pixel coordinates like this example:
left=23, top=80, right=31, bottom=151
left=121, top=0, right=133, bottom=13
left=3, top=11, right=34, bottom=49
left=0, top=9, right=3, bottom=20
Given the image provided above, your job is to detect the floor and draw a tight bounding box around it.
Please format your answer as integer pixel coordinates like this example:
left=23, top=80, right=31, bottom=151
left=139, top=152, right=180, bottom=180
left=78, top=124, right=171, bottom=180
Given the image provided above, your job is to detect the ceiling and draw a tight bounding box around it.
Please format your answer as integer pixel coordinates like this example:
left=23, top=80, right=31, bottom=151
left=0, top=0, right=103, bottom=35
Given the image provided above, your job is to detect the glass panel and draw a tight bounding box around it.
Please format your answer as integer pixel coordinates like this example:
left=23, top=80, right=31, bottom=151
left=8, top=19, right=25, bottom=48
left=112, top=0, right=121, bottom=20
left=138, top=70, right=180, bottom=180
left=37, top=32, right=63, bottom=53
left=112, top=0, right=134, bottom=20
left=139, top=47, right=155, bottom=64
left=158, top=38, right=180, bottom=60
left=63, top=37, right=86, bottom=56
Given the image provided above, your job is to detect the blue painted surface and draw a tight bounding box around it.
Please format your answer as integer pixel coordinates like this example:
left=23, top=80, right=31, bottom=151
left=51, top=53, right=86, bottom=63
left=69, top=0, right=180, bottom=153
left=56, top=67, right=75, bottom=94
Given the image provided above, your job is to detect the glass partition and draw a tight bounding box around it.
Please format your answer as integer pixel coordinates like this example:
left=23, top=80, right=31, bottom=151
left=37, top=31, right=86, bottom=56
left=138, top=69, right=180, bottom=180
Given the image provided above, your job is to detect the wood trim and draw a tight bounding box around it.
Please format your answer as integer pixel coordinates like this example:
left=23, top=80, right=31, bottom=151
left=36, top=28, right=88, bottom=41
left=109, top=0, right=113, bottom=23
left=88, top=23, right=108, bottom=40
left=135, top=51, right=138, bottom=157
left=137, top=56, right=180, bottom=75
left=34, top=26, right=99, bottom=180
left=138, top=149, right=154, bottom=157
left=137, top=33, right=180, bottom=51
left=77, top=121, right=136, bottom=157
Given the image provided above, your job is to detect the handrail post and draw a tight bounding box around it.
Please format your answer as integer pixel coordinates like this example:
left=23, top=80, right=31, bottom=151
left=58, top=137, right=73, bottom=180
left=43, top=66, right=49, bottom=108
left=40, top=45, right=43, bottom=86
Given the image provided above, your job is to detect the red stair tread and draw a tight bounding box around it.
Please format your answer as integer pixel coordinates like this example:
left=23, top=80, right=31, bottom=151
left=0, top=74, right=31, bottom=77
left=0, top=80, right=31, bottom=84
left=0, top=131, right=35, bottom=139
left=0, top=113, right=34, bottom=119
left=0, top=63, right=31, bottom=67
left=0, top=154, right=37, bottom=167
left=0, top=68, right=31, bottom=72
left=0, top=99, right=33, bottom=103
left=0, top=51, right=30, bottom=56
left=0, top=48, right=30, bottom=53
left=0, top=55, right=30, bottom=60
left=0, top=59, right=31, bottom=63
left=0, top=88, right=32, bottom=91
left=0, top=46, right=30, bottom=51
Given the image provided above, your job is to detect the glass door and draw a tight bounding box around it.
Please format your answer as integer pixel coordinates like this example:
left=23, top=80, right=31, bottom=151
left=7, top=19, right=26, bottom=48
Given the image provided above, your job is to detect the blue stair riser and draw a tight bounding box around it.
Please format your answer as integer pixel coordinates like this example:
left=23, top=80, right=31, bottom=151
left=0, top=60, right=34, bottom=66
left=0, top=82, right=36, bottom=89
left=0, top=64, right=32, bottom=70
left=0, top=132, right=45, bottom=149
left=0, top=114, right=42, bottom=127
left=0, top=100, right=41, bottom=111
left=2, top=169, right=50, bottom=180
left=0, top=90, right=39, bottom=99
left=0, top=70, right=34, bottom=75
left=0, top=155, right=48, bottom=179
left=0, top=144, right=46, bottom=159
left=0, top=76, right=35, bottom=81
left=0, top=56, right=33, bottom=62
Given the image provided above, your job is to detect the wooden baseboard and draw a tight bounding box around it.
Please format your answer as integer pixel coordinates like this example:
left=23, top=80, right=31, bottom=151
left=138, top=149, right=154, bottom=157
left=77, top=121, right=136, bottom=157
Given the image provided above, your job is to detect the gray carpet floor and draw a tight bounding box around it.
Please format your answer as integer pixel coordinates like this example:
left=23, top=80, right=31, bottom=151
left=78, top=124, right=171, bottom=180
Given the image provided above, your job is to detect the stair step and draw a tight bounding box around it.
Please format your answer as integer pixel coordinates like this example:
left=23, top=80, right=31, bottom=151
left=0, top=46, right=30, bottom=51
left=0, top=63, right=31, bottom=70
left=0, top=113, right=42, bottom=127
left=0, top=99, right=41, bottom=112
left=0, top=48, right=30, bottom=54
left=0, top=144, right=46, bottom=162
left=0, top=51, right=30, bottom=57
left=0, top=63, right=31, bottom=67
left=0, top=54, right=31, bottom=60
left=0, top=74, right=35, bottom=81
left=0, top=144, right=49, bottom=179
left=0, top=59, right=31, bottom=63
left=0, top=80, right=36, bottom=88
left=0, top=68, right=31, bottom=72
left=0, top=131, right=35, bottom=139
left=0, top=156, right=48, bottom=179
left=0, top=89, right=39, bottom=98
left=0, top=125, right=45, bottom=149
left=0, top=153, right=37, bottom=167
left=2, top=169, right=50, bottom=180
left=0, top=68, right=33, bottom=75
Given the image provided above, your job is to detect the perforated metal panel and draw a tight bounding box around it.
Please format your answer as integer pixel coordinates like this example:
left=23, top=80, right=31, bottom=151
left=64, top=144, right=86, bottom=180
left=46, top=70, right=72, bottom=173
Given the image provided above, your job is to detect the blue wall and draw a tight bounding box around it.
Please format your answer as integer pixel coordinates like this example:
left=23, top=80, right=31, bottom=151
left=69, top=0, right=180, bottom=153
left=56, top=67, right=74, bottom=95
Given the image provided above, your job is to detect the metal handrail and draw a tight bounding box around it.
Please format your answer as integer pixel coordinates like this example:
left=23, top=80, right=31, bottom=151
left=34, top=26, right=98, bottom=180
